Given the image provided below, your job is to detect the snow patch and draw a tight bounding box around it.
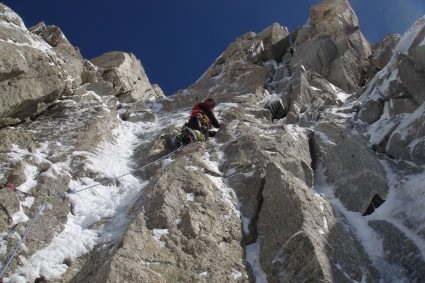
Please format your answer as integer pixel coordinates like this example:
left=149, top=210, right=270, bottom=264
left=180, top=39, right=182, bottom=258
left=395, top=16, right=425, bottom=54
left=14, top=218, right=98, bottom=280
left=186, top=193, right=195, bottom=202
left=0, top=233, right=8, bottom=255
left=185, top=165, right=199, bottom=171
left=11, top=209, right=29, bottom=225
left=240, top=213, right=251, bottom=235
left=152, top=229, right=169, bottom=248
left=336, top=91, right=350, bottom=103
left=161, top=158, right=174, bottom=167
left=246, top=240, right=268, bottom=283
left=230, top=269, right=243, bottom=279
left=21, top=197, right=35, bottom=208
left=319, top=202, right=329, bottom=233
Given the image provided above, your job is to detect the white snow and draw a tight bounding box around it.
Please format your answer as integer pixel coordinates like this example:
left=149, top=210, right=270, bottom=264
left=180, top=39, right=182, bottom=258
left=152, top=229, right=169, bottom=248
left=246, top=240, right=268, bottom=283
left=186, top=193, right=195, bottom=202
left=21, top=197, right=35, bottom=209
left=319, top=201, right=329, bottom=233
left=230, top=268, right=242, bottom=279
left=18, top=168, right=38, bottom=193
left=185, top=165, right=199, bottom=171
left=13, top=219, right=98, bottom=280
left=336, top=91, right=350, bottom=103
left=11, top=209, right=29, bottom=225
left=329, top=83, right=338, bottom=93
left=395, top=16, right=425, bottom=54
left=0, top=233, right=7, bottom=255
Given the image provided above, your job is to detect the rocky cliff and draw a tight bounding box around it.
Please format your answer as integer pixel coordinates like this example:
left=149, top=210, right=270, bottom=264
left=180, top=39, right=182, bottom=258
left=1, top=1, right=425, bottom=282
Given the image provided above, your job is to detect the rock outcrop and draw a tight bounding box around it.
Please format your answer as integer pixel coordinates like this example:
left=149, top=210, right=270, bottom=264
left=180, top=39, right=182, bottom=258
left=0, top=4, right=67, bottom=126
left=0, top=4, right=163, bottom=128
left=1, top=1, right=425, bottom=283
left=90, top=51, right=164, bottom=102
left=372, top=33, right=401, bottom=70
left=290, top=0, right=372, bottom=93
left=182, top=22, right=289, bottom=99
left=357, top=16, right=425, bottom=171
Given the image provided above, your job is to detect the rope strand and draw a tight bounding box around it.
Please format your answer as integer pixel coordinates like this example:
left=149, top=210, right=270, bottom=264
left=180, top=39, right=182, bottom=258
left=0, top=201, right=48, bottom=278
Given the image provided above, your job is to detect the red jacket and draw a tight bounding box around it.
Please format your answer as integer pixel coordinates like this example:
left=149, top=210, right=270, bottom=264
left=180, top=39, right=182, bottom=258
left=186, top=102, right=220, bottom=131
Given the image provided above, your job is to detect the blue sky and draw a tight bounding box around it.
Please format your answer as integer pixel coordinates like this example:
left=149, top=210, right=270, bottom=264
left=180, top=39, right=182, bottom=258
left=3, top=0, right=424, bottom=95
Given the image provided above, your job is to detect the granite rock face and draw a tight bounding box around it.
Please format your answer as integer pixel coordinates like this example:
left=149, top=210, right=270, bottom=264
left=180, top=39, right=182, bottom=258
left=2, top=2, right=425, bottom=283
left=0, top=4, right=67, bottom=126
left=290, top=0, right=372, bottom=93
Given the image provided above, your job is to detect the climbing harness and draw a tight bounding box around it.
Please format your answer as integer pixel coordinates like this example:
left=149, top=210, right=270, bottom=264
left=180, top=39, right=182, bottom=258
left=0, top=145, right=183, bottom=279
left=175, top=126, right=205, bottom=147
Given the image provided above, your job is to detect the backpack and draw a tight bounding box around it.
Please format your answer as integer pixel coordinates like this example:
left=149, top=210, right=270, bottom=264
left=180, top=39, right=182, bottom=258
left=197, top=113, right=211, bottom=133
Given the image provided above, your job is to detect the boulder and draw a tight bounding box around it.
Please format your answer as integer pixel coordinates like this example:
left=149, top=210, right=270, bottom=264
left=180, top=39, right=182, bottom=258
left=358, top=99, right=385, bottom=124
left=0, top=189, right=20, bottom=231
left=324, top=137, right=388, bottom=213
left=269, top=65, right=346, bottom=121
left=22, top=172, right=71, bottom=252
left=90, top=52, right=164, bottom=102
left=0, top=127, right=36, bottom=188
left=259, top=162, right=379, bottom=282
left=254, top=23, right=290, bottom=62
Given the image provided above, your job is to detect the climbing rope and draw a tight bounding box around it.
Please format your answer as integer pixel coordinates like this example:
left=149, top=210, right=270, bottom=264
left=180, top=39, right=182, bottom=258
left=0, top=145, right=183, bottom=279
left=0, top=201, right=48, bottom=278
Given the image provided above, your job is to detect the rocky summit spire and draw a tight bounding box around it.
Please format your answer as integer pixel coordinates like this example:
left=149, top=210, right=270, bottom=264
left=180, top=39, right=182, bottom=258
left=290, top=0, right=372, bottom=93
left=1, top=1, right=425, bottom=283
left=309, top=0, right=359, bottom=35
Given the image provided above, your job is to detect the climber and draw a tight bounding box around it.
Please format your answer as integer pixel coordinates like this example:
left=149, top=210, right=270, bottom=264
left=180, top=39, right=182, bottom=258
left=186, top=98, right=220, bottom=133
left=175, top=98, right=220, bottom=147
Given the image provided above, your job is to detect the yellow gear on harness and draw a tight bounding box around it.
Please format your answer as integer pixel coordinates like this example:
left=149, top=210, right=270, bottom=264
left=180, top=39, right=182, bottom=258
left=193, top=130, right=206, bottom=142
